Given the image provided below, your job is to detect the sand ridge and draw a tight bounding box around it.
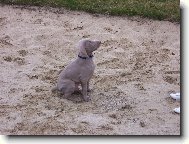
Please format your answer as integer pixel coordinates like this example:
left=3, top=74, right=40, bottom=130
left=0, top=5, right=180, bottom=135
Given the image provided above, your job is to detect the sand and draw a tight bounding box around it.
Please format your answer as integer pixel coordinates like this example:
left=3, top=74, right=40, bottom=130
left=0, top=4, right=180, bottom=135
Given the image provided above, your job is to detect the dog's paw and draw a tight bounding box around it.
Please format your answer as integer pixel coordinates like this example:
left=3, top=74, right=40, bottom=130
left=83, top=96, right=91, bottom=102
left=73, top=90, right=82, bottom=94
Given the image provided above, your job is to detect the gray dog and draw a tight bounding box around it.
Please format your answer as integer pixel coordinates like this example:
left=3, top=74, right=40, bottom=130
left=52, top=39, right=101, bottom=102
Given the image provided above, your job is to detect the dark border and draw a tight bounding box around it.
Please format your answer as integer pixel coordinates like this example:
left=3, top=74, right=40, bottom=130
left=180, top=7, right=183, bottom=138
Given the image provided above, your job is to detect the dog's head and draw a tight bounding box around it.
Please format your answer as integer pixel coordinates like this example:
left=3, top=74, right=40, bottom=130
left=77, top=39, right=101, bottom=57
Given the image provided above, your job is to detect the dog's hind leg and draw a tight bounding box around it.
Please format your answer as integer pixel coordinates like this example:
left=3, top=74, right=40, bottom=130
left=62, top=80, right=75, bottom=99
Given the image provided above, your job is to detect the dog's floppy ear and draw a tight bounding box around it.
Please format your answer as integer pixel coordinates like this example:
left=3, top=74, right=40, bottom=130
left=78, top=40, right=88, bottom=57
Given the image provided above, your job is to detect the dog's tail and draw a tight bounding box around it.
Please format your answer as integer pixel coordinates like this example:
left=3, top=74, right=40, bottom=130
left=51, top=86, right=58, bottom=93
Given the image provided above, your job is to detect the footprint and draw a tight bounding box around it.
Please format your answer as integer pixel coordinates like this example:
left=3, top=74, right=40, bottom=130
left=161, top=48, right=170, bottom=54
left=17, top=50, right=28, bottom=57
left=13, top=57, right=25, bottom=65
left=3, top=56, right=13, bottom=62
left=108, top=114, right=117, bottom=119
left=9, top=88, right=24, bottom=94
left=0, top=17, right=7, bottom=26
left=73, top=26, right=83, bottom=30
left=163, top=75, right=177, bottom=84
left=0, top=35, right=13, bottom=46
left=97, top=124, right=114, bottom=131
left=82, top=34, right=90, bottom=38
left=40, top=69, right=58, bottom=84
left=104, top=27, right=113, bottom=32
left=133, top=61, right=146, bottom=70
left=119, top=38, right=133, bottom=47
left=156, top=52, right=170, bottom=63
left=164, top=71, right=180, bottom=74
left=134, top=83, right=146, bottom=91
left=119, top=104, right=133, bottom=111
left=3, top=55, right=25, bottom=65
left=33, top=18, right=43, bottom=24
left=43, top=50, right=51, bottom=57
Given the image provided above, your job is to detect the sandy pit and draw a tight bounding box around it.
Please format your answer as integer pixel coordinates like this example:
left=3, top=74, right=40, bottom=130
left=0, top=5, right=180, bottom=135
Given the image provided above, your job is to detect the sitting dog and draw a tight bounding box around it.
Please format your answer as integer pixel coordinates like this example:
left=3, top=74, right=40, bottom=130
left=52, top=39, right=101, bottom=102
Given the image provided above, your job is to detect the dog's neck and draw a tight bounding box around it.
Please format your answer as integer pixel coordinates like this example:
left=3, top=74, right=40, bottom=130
left=78, top=52, right=93, bottom=60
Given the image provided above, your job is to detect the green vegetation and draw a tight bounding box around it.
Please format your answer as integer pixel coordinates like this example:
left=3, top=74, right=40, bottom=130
left=0, top=0, right=180, bottom=22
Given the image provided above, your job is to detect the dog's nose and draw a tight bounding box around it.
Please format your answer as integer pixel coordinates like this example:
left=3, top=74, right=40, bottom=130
left=98, top=41, right=101, bottom=47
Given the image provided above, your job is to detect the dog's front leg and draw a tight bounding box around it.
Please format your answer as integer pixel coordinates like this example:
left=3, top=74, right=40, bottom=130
left=81, top=82, right=91, bottom=102
left=87, top=81, right=91, bottom=92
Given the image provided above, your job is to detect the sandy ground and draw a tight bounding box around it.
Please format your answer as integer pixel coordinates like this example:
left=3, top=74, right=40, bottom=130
left=0, top=5, right=180, bottom=135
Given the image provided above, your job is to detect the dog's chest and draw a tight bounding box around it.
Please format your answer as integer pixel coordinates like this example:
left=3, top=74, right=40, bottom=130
left=79, top=60, right=95, bottom=79
left=84, top=61, right=95, bottom=73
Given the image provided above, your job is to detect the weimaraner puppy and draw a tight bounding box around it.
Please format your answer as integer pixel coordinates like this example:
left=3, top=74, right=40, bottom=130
left=52, top=39, right=101, bottom=102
